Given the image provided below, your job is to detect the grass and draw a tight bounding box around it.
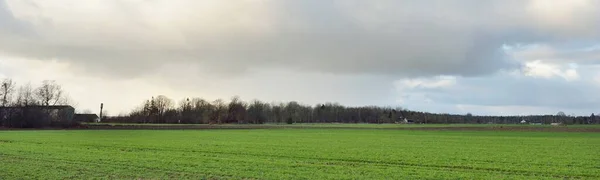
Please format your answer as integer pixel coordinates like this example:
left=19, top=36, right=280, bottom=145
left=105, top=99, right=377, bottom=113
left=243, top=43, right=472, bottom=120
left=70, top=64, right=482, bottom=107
left=86, top=122, right=600, bottom=128
left=1, top=129, right=599, bottom=179
left=278, top=123, right=600, bottom=128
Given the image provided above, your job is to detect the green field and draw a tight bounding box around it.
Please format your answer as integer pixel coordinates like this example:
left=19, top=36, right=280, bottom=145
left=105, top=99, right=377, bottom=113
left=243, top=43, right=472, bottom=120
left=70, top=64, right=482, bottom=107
left=1, top=128, right=599, bottom=179
left=86, top=122, right=600, bottom=129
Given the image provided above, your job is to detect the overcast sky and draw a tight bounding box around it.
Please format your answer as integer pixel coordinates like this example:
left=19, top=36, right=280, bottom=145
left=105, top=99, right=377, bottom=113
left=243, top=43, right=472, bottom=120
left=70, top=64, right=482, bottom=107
left=1, top=0, right=600, bottom=116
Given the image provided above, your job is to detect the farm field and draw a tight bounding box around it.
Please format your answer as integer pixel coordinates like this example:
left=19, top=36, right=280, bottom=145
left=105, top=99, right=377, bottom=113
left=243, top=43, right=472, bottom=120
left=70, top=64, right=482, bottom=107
left=88, top=122, right=600, bottom=128
left=78, top=123, right=600, bottom=132
left=1, top=129, right=599, bottom=179
left=84, top=122, right=600, bottom=128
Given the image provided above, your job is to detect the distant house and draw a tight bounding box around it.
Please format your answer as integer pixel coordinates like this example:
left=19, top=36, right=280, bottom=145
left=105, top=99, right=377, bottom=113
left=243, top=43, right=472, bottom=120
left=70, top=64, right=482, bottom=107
left=520, top=120, right=527, bottom=124
left=74, top=114, right=99, bottom=123
left=400, top=118, right=415, bottom=124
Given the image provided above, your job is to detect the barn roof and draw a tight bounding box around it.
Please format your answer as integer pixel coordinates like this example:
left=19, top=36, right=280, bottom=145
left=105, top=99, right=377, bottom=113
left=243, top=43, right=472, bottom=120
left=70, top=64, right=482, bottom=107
left=74, top=114, right=99, bottom=118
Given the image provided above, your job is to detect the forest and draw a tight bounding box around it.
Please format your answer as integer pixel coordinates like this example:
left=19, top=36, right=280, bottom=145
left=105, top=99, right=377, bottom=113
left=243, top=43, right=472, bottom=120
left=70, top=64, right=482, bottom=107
left=105, top=95, right=598, bottom=125
left=1, top=78, right=598, bottom=128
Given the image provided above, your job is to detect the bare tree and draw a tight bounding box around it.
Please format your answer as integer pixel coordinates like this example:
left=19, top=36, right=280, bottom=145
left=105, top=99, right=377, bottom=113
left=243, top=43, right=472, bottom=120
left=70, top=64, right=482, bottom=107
left=6, top=83, right=41, bottom=127
left=247, top=99, right=268, bottom=124
left=227, top=96, right=247, bottom=123
left=179, top=98, right=192, bottom=111
left=212, top=98, right=226, bottom=124
left=0, top=79, right=15, bottom=126
left=35, top=80, right=65, bottom=106
left=154, top=95, right=173, bottom=114
left=153, top=95, right=173, bottom=123
left=16, top=83, right=36, bottom=106
left=0, top=78, right=15, bottom=107
left=191, top=98, right=212, bottom=123
left=178, top=98, right=193, bottom=124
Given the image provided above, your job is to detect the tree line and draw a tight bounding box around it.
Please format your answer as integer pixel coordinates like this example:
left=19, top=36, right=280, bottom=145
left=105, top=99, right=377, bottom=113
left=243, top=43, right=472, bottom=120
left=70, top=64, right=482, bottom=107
left=103, top=95, right=599, bottom=125
left=0, top=78, right=71, bottom=128
left=2, top=78, right=598, bottom=127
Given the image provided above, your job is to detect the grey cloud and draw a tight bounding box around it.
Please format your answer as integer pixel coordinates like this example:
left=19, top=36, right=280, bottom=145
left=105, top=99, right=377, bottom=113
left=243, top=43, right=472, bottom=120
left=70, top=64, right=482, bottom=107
left=0, top=0, right=599, bottom=79
left=511, top=44, right=600, bottom=65
left=403, top=73, right=600, bottom=109
left=0, top=0, right=31, bottom=35
left=149, top=67, right=399, bottom=106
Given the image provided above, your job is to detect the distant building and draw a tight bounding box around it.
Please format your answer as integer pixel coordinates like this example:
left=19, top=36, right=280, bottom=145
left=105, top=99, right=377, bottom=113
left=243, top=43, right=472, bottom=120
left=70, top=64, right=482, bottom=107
left=520, top=120, right=527, bottom=124
left=0, top=105, right=75, bottom=126
left=74, top=114, right=99, bottom=123
left=400, top=118, right=415, bottom=124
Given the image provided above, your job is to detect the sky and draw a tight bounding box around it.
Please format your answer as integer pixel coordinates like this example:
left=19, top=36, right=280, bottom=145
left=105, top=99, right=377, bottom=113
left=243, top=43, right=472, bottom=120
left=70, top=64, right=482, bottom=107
left=1, top=0, right=600, bottom=116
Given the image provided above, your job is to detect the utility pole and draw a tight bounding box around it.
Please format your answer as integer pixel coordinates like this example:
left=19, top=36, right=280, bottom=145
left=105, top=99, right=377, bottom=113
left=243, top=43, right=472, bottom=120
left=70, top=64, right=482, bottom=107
left=99, top=103, right=103, bottom=123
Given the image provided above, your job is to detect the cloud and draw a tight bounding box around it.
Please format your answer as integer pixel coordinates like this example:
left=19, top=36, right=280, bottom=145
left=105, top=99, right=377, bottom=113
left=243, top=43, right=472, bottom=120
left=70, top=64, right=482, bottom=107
left=508, top=44, right=600, bottom=65
left=395, top=76, right=457, bottom=89
left=0, top=0, right=31, bottom=34
left=394, top=67, right=600, bottom=115
left=454, top=104, right=584, bottom=116
left=0, top=56, right=399, bottom=114
left=527, top=0, right=600, bottom=37
left=2, top=0, right=600, bottom=116
left=393, top=75, right=457, bottom=105
left=1, top=0, right=598, bottom=79
left=502, top=42, right=600, bottom=81
left=523, top=60, right=579, bottom=81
